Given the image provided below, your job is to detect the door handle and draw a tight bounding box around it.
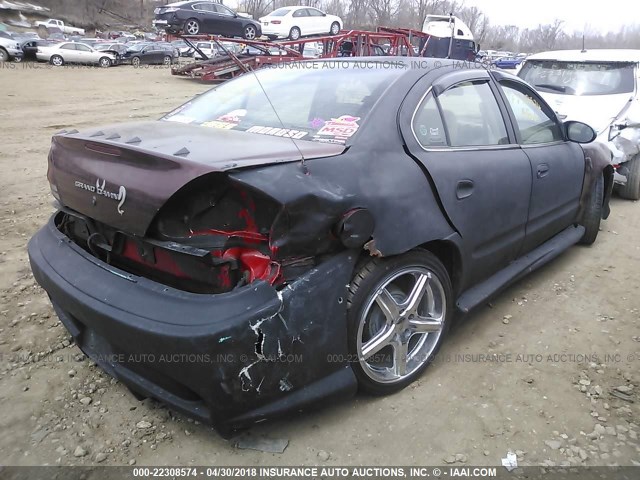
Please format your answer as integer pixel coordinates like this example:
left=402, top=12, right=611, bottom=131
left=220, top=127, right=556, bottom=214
left=537, top=163, right=550, bottom=178
left=456, top=179, right=474, bottom=200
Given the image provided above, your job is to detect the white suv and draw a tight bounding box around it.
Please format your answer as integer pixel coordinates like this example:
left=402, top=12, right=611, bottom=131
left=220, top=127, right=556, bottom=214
left=519, top=49, right=640, bottom=199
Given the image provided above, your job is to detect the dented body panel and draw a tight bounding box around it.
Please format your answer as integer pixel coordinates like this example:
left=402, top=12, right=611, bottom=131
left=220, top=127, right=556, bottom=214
left=28, top=217, right=357, bottom=433
left=28, top=58, right=613, bottom=433
left=49, top=122, right=345, bottom=237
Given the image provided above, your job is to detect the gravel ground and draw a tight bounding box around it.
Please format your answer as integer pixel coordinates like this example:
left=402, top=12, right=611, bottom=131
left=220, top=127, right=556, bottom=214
left=0, top=63, right=639, bottom=467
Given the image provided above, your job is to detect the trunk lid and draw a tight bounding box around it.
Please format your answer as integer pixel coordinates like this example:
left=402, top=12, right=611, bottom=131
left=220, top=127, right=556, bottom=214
left=49, top=120, right=344, bottom=236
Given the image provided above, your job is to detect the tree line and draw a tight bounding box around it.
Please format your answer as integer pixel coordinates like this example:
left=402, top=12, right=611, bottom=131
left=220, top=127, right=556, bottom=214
left=29, top=0, right=640, bottom=52
left=238, top=0, right=640, bottom=52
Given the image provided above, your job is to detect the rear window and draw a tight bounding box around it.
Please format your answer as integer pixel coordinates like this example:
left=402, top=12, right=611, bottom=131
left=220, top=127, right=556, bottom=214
left=519, top=60, right=635, bottom=96
left=162, top=62, right=405, bottom=144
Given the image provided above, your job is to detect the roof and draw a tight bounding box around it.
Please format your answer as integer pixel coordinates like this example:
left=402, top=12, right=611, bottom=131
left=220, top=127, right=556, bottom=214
left=527, top=49, right=640, bottom=63
left=273, top=5, right=316, bottom=11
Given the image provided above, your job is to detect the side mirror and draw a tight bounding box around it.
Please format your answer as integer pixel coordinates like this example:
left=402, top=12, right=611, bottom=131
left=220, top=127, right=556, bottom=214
left=565, top=121, right=596, bottom=144
left=323, top=13, right=327, bottom=16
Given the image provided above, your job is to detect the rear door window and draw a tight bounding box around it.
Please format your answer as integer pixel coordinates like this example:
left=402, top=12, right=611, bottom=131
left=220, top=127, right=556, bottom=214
left=412, top=93, right=447, bottom=147
left=436, top=81, right=509, bottom=147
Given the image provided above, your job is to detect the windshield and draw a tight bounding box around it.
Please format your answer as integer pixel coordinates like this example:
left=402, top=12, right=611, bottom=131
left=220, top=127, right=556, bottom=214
left=519, top=60, right=636, bottom=96
left=162, top=63, right=405, bottom=144
left=270, top=8, right=291, bottom=16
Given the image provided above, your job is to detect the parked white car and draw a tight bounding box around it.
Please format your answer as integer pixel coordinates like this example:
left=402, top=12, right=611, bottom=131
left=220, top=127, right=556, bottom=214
left=259, top=6, right=342, bottom=40
left=192, top=41, right=241, bottom=59
left=34, top=19, right=85, bottom=35
left=36, top=42, right=116, bottom=67
left=519, top=49, right=640, bottom=199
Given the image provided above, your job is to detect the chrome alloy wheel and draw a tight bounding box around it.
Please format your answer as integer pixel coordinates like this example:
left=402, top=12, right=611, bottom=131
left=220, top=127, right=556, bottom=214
left=356, top=267, right=446, bottom=383
left=185, top=20, right=200, bottom=35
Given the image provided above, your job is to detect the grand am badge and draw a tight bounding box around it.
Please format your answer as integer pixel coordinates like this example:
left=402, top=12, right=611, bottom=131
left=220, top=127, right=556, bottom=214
left=74, top=179, right=127, bottom=215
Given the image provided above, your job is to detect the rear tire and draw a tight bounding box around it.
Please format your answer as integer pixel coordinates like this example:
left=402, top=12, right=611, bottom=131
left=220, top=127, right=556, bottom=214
left=288, top=26, right=301, bottom=40
left=184, top=18, right=200, bottom=35
left=579, top=174, right=604, bottom=245
left=347, top=250, right=452, bottom=395
left=50, top=54, right=64, bottom=66
left=618, top=155, right=640, bottom=200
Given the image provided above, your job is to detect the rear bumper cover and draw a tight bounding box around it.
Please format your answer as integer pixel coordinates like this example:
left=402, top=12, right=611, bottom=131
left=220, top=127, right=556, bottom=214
left=28, top=215, right=358, bottom=433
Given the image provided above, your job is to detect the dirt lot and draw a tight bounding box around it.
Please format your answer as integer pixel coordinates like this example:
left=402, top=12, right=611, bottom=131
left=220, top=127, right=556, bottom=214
left=0, top=63, right=639, bottom=468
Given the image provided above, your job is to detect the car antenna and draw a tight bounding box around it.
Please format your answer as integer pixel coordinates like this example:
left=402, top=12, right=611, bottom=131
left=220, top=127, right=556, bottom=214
left=249, top=66, right=307, bottom=167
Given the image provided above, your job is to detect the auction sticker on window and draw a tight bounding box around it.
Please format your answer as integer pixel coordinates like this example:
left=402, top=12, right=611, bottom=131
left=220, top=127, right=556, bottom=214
left=315, top=115, right=361, bottom=143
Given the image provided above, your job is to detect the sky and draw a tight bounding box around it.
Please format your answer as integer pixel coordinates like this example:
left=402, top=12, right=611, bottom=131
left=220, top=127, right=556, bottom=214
left=464, top=0, right=640, bottom=33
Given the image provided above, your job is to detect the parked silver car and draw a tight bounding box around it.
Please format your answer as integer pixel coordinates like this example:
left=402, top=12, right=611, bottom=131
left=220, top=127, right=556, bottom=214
left=0, top=34, right=25, bottom=62
left=36, top=42, right=117, bottom=67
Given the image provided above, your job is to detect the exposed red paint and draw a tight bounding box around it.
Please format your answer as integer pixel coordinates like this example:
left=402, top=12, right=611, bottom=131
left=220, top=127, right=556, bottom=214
left=222, top=247, right=281, bottom=284
left=189, top=229, right=266, bottom=243
left=122, top=231, right=279, bottom=289
left=238, top=208, right=259, bottom=233
left=217, top=264, right=233, bottom=290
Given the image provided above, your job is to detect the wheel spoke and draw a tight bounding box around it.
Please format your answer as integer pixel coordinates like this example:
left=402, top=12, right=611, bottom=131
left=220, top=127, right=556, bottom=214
left=374, top=287, right=400, bottom=323
left=402, top=273, right=429, bottom=314
left=393, top=340, right=409, bottom=377
left=361, top=324, right=395, bottom=360
left=409, top=314, right=443, bottom=333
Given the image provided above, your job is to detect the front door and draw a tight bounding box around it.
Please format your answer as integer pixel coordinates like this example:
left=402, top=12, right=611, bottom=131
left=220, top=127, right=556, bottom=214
left=493, top=74, right=585, bottom=253
left=214, top=4, right=239, bottom=36
left=306, top=8, right=326, bottom=34
left=401, top=70, right=533, bottom=288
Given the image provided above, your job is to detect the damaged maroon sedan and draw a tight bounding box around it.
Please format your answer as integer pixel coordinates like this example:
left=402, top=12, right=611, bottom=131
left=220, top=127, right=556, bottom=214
left=28, top=59, right=613, bottom=435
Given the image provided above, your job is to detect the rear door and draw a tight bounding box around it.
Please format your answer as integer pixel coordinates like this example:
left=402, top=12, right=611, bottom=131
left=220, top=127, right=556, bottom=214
left=400, top=70, right=533, bottom=287
left=191, top=2, right=215, bottom=32
left=492, top=73, right=585, bottom=253
left=292, top=8, right=311, bottom=36
left=59, top=43, right=79, bottom=62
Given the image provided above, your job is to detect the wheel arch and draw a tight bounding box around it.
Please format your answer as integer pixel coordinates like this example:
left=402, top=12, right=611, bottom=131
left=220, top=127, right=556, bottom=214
left=351, top=238, right=463, bottom=297
left=417, top=240, right=463, bottom=296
